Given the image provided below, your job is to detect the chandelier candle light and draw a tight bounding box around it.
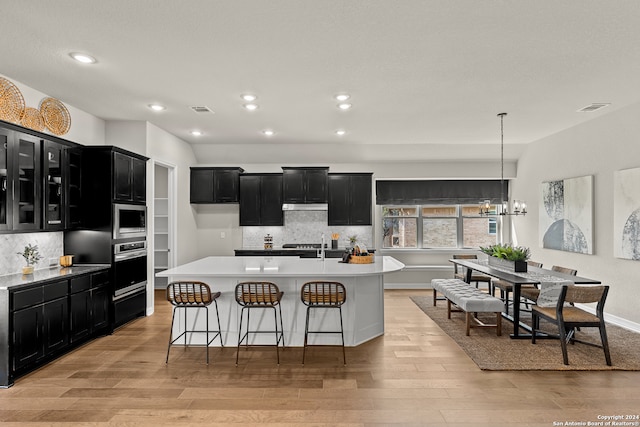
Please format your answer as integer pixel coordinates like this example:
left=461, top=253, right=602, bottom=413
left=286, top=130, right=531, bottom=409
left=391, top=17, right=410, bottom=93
left=480, top=112, right=527, bottom=216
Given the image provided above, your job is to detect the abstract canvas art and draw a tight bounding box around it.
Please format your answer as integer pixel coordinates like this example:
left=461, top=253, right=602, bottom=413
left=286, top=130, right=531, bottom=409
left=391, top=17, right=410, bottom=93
left=614, top=167, right=640, bottom=260
left=539, top=175, right=593, bottom=254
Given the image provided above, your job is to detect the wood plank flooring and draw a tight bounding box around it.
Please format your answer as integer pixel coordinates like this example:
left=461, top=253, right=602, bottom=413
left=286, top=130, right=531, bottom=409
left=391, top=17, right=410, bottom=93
left=1, top=289, right=639, bottom=426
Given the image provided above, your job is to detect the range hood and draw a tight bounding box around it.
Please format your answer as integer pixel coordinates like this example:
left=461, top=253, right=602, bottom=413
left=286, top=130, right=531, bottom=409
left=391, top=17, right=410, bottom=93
left=282, top=203, right=328, bottom=211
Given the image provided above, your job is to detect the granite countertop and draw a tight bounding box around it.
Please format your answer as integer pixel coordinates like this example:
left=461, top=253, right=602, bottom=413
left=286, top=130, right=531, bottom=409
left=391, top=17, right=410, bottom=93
left=0, top=264, right=111, bottom=290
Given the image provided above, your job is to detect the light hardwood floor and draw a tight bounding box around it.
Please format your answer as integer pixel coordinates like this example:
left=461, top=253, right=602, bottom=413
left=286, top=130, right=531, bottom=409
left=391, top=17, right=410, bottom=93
left=1, top=289, right=639, bottom=426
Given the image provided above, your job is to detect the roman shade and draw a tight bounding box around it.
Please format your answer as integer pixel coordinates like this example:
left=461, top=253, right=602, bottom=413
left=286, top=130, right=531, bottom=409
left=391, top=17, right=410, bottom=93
left=375, top=180, right=508, bottom=205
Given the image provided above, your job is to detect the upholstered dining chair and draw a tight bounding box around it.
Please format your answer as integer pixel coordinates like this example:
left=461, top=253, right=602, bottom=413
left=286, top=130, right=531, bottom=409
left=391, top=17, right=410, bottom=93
left=452, top=254, right=493, bottom=294
left=520, top=265, right=577, bottom=303
left=493, top=260, right=542, bottom=314
left=531, top=284, right=611, bottom=366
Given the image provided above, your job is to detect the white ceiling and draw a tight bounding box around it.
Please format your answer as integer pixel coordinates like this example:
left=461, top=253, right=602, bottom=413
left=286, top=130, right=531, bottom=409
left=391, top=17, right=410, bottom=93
left=3, top=1, right=640, bottom=164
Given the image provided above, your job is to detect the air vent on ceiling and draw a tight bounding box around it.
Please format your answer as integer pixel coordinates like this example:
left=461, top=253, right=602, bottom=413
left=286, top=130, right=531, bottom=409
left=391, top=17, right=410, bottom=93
left=577, top=103, right=610, bottom=113
left=190, top=106, right=214, bottom=114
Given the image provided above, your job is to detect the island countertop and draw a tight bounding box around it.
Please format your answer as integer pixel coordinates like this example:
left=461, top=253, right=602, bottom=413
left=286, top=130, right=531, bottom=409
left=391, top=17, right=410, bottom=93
left=156, top=255, right=404, bottom=278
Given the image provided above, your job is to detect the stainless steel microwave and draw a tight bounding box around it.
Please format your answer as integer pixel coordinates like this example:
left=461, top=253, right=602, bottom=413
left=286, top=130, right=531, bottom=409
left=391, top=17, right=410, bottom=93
left=113, top=203, right=147, bottom=240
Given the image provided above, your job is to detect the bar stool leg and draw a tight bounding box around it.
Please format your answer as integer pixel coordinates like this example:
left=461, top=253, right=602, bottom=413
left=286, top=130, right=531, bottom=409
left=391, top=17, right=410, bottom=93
left=278, top=303, right=285, bottom=347
left=302, top=306, right=311, bottom=365
left=273, top=306, right=280, bottom=365
left=213, top=299, right=223, bottom=347
left=205, top=306, right=209, bottom=365
left=236, top=307, right=245, bottom=366
left=338, top=306, right=346, bottom=365
left=166, top=306, right=178, bottom=363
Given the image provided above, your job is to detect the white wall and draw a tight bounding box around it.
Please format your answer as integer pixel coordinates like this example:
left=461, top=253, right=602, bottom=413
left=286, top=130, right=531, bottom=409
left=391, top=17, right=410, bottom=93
left=512, top=101, right=640, bottom=326
left=105, top=120, right=147, bottom=154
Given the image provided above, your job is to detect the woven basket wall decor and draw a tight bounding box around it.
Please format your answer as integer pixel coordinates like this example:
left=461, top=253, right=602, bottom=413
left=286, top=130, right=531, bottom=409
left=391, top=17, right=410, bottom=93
left=20, top=107, right=45, bottom=132
left=0, top=77, right=26, bottom=124
left=39, top=97, right=71, bottom=135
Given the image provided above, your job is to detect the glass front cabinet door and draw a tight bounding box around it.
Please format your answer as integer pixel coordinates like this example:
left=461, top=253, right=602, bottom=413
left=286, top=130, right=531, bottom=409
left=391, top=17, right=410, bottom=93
left=43, top=141, right=64, bottom=230
left=0, top=128, right=12, bottom=231
left=13, top=133, right=41, bottom=230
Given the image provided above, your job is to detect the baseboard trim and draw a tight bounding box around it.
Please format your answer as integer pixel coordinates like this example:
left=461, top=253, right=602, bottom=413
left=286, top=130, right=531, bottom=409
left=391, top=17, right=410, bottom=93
left=576, top=303, right=640, bottom=334
left=384, top=282, right=431, bottom=290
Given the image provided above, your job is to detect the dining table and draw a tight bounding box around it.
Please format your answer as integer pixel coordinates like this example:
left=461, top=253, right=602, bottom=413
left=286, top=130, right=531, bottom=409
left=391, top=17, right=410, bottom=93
left=448, top=258, right=601, bottom=339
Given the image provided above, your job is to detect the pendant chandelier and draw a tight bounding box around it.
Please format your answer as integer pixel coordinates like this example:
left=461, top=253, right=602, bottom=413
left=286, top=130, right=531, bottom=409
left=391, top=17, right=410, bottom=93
left=480, top=112, right=526, bottom=216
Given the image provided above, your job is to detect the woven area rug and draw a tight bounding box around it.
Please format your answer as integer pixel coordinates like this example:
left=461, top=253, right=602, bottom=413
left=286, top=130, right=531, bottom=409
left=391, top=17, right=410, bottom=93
left=411, top=295, right=640, bottom=371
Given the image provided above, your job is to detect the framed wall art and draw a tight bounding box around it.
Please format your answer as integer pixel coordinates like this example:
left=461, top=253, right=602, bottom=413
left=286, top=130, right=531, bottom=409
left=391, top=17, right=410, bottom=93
left=614, top=167, right=640, bottom=260
left=539, top=175, right=593, bottom=254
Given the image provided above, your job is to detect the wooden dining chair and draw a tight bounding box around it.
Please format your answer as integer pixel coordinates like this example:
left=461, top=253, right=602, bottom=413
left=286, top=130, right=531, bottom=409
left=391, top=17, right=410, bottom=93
left=493, top=260, right=542, bottom=314
left=520, top=265, right=577, bottom=303
left=531, top=284, right=611, bottom=366
left=452, top=254, right=493, bottom=294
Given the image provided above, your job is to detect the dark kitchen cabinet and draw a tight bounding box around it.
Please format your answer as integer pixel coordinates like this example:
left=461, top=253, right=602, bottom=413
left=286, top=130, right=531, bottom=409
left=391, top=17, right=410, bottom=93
left=328, top=173, right=373, bottom=225
left=3, top=267, right=111, bottom=386
left=0, top=122, right=83, bottom=233
left=11, top=280, right=69, bottom=371
left=114, top=151, right=146, bottom=203
left=13, top=132, right=42, bottom=230
left=190, top=167, right=244, bottom=203
left=65, top=148, right=82, bottom=228
left=239, top=173, right=283, bottom=226
left=42, top=140, right=65, bottom=230
left=0, top=128, right=12, bottom=231
left=69, top=271, right=110, bottom=343
left=282, top=167, right=328, bottom=203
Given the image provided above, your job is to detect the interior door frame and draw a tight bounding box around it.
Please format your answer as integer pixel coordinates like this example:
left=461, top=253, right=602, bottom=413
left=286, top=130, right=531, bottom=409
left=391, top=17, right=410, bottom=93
left=151, top=159, right=177, bottom=289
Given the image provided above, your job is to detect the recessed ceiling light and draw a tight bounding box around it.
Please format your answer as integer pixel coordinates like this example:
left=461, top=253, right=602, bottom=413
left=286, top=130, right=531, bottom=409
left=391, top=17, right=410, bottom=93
left=241, top=94, right=257, bottom=102
left=335, top=94, right=350, bottom=102
left=262, top=129, right=275, bottom=136
left=191, top=130, right=203, bottom=136
left=335, top=129, right=347, bottom=136
left=243, top=103, right=259, bottom=111
left=148, top=104, right=166, bottom=111
left=337, top=103, right=352, bottom=110
left=69, top=52, right=97, bottom=64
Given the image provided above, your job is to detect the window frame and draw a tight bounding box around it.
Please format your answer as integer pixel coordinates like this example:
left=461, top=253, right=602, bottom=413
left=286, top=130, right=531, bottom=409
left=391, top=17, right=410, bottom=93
left=381, top=203, right=501, bottom=250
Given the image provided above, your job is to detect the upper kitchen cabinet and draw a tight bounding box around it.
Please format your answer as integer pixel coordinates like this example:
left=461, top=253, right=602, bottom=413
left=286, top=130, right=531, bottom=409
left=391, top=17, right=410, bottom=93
left=13, top=132, right=42, bottom=231
left=0, top=127, right=13, bottom=231
left=328, top=173, right=373, bottom=225
left=190, top=167, right=244, bottom=203
left=42, top=140, right=65, bottom=230
left=65, top=148, right=82, bottom=228
left=0, top=122, right=84, bottom=233
left=282, top=167, right=328, bottom=203
left=114, top=151, right=146, bottom=204
left=239, top=173, right=283, bottom=226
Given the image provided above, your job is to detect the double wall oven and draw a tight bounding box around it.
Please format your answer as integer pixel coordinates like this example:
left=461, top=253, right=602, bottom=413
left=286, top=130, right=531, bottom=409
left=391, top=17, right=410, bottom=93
left=112, top=238, right=147, bottom=327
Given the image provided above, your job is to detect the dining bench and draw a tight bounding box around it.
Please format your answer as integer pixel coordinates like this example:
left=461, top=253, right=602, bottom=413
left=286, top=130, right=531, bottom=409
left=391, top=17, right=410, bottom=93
left=431, top=278, right=503, bottom=336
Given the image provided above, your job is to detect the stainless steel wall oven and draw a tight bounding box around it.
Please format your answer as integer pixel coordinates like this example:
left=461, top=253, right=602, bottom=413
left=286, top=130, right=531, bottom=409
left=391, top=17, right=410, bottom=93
left=112, top=240, right=147, bottom=326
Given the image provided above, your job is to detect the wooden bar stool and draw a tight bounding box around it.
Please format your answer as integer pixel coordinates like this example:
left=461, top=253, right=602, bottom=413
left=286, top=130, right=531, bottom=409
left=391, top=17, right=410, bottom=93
left=235, top=281, right=285, bottom=365
left=166, top=281, right=223, bottom=364
left=300, top=281, right=347, bottom=365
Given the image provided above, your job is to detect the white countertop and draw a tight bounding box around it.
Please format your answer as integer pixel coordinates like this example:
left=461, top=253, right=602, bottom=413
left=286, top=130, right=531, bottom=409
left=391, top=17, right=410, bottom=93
left=156, top=256, right=404, bottom=278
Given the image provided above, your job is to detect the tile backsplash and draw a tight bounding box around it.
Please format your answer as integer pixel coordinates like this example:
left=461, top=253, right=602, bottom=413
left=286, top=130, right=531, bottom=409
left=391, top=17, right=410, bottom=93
left=0, top=232, right=64, bottom=276
left=242, top=211, right=373, bottom=250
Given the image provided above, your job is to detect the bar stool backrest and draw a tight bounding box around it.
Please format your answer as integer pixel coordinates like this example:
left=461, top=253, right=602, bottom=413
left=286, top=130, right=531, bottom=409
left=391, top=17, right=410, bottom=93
left=301, top=281, right=346, bottom=306
left=166, top=281, right=212, bottom=306
left=235, top=281, right=283, bottom=306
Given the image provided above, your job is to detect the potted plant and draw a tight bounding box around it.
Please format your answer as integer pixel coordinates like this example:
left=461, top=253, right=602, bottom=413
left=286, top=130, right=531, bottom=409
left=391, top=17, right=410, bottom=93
left=17, top=243, right=42, bottom=275
left=480, top=243, right=530, bottom=272
left=348, top=235, right=358, bottom=249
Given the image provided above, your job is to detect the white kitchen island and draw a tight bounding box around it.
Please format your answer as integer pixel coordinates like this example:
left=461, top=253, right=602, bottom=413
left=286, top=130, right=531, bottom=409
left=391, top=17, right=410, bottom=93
left=156, top=256, right=404, bottom=347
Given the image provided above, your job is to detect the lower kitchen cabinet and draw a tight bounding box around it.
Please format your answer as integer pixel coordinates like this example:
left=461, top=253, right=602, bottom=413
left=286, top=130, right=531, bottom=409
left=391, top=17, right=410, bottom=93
left=1, top=267, right=111, bottom=387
